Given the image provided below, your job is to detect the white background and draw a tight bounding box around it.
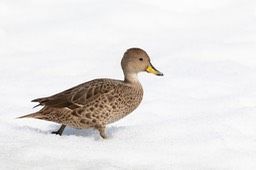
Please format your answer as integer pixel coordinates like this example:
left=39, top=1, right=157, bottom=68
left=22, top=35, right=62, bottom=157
left=1, top=0, right=256, bottom=169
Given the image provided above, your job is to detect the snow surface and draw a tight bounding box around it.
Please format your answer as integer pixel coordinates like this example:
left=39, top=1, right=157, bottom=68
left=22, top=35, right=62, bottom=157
left=1, top=0, right=256, bottom=169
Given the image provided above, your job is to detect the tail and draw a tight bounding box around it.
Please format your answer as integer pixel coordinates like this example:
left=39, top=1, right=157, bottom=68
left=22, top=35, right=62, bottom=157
left=17, top=107, right=52, bottom=119
left=17, top=97, right=48, bottom=118
left=17, top=107, right=66, bottom=122
left=17, top=112, right=42, bottom=119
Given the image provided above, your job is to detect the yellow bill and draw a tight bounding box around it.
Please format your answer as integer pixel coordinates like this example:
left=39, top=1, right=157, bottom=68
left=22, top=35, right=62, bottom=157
left=146, top=63, right=164, bottom=76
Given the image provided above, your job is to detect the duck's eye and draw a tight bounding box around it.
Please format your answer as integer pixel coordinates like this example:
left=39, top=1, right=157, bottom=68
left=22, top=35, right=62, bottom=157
left=139, top=58, right=143, bottom=61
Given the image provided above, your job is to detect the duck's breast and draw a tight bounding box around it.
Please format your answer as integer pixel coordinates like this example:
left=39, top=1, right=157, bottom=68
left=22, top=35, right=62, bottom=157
left=106, top=83, right=143, bottom=124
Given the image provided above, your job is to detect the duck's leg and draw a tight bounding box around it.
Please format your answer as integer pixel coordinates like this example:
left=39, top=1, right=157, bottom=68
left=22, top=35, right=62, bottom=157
left=96, top=125, right=108, bottom=139
left=52, top=124, right=66, bottom=136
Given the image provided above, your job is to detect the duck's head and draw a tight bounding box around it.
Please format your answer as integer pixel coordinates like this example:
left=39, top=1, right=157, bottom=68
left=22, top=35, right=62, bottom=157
left=121, top=48, right=163, bottom=82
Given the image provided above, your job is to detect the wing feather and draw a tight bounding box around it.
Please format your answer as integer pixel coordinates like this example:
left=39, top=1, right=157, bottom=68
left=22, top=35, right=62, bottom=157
left=31, top=79, right=121, bottom=109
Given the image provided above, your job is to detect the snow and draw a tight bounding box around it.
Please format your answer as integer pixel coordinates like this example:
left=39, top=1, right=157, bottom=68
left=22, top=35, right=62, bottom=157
left=1, top=0, right=256, bottom=169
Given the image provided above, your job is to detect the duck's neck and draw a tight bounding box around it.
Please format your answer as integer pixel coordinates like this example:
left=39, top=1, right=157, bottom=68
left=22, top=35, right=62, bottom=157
left=124, top=73, right=141, bottom=84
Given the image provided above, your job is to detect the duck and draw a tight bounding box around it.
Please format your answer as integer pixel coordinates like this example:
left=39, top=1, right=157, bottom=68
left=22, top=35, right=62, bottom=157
left=19, top=48, right=163, bottom=139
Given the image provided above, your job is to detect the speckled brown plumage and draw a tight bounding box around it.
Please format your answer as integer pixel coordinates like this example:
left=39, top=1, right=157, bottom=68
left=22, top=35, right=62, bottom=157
left=19, top=48, right=163, bottom=139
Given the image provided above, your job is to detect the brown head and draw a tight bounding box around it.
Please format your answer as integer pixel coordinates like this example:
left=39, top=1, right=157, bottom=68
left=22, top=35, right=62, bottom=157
left=121, top=48, right=163, bottom=83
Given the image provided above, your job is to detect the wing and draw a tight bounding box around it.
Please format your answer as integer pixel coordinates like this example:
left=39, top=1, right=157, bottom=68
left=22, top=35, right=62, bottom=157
left=32, top=79, right=121, bottom=109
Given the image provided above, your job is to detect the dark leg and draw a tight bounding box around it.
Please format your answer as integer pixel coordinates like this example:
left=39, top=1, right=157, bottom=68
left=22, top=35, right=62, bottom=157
left=52, top=124, right=66, bottom=136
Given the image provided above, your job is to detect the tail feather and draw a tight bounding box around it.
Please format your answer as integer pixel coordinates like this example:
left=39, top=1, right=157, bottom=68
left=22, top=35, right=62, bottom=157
left=18, top=106, right=67, bottom=121
left=18, top=107, right=72, bottom=125
left=31, top=97, right=46, bottom=103
left=17, top=112, right=41, bottom=119
left=18, top=106, right=52, bottom=119
left=32, top=104, right=42, bottom=108
left=31, top=97, right=46, bottom=108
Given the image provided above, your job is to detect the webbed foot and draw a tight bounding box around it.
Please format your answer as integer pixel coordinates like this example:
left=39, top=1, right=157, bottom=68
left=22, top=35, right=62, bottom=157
left=51, top=124, right=66, bottom=136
